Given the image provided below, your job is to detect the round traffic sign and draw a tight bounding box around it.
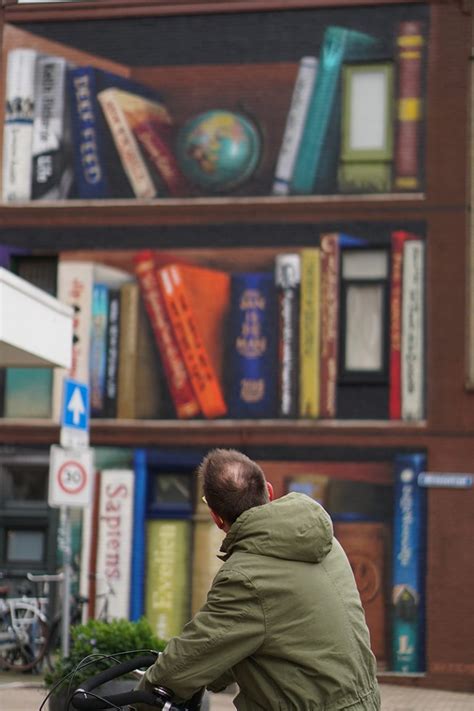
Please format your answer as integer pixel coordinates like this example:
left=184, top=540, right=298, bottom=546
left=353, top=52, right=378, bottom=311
left=57, top=460, right=87, bottom=495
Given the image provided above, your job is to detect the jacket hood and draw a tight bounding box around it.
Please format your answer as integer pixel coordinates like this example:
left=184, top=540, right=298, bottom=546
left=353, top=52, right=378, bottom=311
left=219, top=492, right=333, bottom=564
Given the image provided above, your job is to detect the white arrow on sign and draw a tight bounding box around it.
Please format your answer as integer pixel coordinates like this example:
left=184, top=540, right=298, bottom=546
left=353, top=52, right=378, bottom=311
left=67, top=386, right=86, bottom=425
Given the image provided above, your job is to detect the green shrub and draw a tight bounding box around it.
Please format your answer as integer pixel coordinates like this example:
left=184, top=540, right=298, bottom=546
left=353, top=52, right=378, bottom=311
left=45, top=617, right=165, bottom=692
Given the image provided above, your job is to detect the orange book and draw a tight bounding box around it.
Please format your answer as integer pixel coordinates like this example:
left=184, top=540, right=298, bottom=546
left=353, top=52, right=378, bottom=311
left=134, top=251, right=200, bottom=419
left=158, top=264, right=228, bottom=419
left=176, top=263, right=230, bottom=386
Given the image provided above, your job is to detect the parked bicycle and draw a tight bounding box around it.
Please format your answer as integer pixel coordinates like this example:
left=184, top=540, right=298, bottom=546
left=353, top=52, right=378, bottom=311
left=0, top=576, right=49, bottom=672
left=26, top=571, right=115, bottom=671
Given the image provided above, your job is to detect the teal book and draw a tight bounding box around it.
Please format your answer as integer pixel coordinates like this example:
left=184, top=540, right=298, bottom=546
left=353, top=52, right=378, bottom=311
left=290, top=26, right=380, bottom=195
left=4, top=368, right=52, bottom=418
left=5, top=254, right=57, bottom=419
left=89, top=282, right=109, bottom=417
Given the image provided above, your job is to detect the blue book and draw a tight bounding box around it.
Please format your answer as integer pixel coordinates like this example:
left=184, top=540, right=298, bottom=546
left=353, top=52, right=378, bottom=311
left=89, top=283, right=109, bottom=417
left=291, top=26, right=379, bottom=195
left=227, top=272, right=278, bottom=418
left=391, top=452, right=427, bottom=672
left=130, top=448, right=148, bottom=621
left=103, top=288, right=120, bottom=418
left=68, top=66, right=163, bottom=198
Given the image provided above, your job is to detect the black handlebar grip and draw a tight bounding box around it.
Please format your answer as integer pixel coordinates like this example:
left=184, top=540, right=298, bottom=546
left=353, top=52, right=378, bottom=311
left=71, top=688, right=162, bottom=710
left=79, top=653, right=158, bottom=692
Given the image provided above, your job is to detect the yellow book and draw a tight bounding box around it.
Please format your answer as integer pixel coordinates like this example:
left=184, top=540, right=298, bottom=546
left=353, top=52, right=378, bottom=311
left=299, top=248, right=321, bottom=417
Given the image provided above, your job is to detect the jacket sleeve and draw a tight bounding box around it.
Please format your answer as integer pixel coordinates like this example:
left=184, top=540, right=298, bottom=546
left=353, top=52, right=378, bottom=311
left=139, top=567, right=265, bottom=702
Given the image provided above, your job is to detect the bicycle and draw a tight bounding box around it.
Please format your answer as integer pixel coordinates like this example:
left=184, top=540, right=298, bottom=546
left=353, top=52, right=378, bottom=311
left=42, top=573, right=115, bottom=671
left=69, top=653, right=206, bottom=710
left=0, top=578, right=49, bottom=672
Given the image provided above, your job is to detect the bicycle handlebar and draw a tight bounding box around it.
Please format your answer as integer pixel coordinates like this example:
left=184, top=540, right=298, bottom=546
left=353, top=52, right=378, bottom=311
left=27, top=572, right=65, bottom=583
left=70, top=653, right=180, bottom=710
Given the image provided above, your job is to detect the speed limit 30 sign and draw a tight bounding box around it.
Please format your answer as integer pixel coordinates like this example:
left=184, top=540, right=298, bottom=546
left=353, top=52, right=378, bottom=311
left=49, top=444, right=94, bottom=508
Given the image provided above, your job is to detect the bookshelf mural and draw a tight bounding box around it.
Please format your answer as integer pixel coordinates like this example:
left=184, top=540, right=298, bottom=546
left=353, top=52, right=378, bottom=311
left=0, top=223, right=426, bottom=423
left=0, top=5, right=428, bottom=202
left=73, top=447, right=427, bottom=674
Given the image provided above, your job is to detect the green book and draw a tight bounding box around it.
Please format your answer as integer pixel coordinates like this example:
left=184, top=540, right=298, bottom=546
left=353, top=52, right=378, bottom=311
left=291, top=25, right=380, bottom=195
left=145, top=519, right=191, bottom=640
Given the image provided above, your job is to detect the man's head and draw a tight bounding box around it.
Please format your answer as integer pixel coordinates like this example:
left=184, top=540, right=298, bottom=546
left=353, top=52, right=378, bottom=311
left=198, top=448, right=273, bottom=531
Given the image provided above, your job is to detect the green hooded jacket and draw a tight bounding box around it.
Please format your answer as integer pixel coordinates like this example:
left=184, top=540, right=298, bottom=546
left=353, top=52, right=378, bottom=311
left=139, top=493, right=381, bottom=710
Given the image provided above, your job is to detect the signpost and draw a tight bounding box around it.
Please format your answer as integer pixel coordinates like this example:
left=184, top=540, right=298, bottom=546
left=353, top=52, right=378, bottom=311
left=49, top=378, right=93, bottom=657
left=60, top=378, right=90, bottom=449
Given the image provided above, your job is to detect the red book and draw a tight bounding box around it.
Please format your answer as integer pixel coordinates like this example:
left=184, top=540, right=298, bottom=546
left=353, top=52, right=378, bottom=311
left=334, top=521, right=389, bottom=666
left=134, top=250, right=200, bottom=419
left=113, top=88, right=188, bottom=197
left=134, top=119, right=189, bottom=197
left=320, top=233, right=339, bottom=418
left=393, top=21, right=425, bottom=191
left=158, top=264, right=227, bottom=419
left=389, top=230, right=418, bottom=419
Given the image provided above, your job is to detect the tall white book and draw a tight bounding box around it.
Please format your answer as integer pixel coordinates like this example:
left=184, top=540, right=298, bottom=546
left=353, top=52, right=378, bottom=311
left=95, top=469, right=135, bottom=620
left=272, top=56, right=318, bottom=196
left=401, top=239, right=425, bottom=420
left=2, top=48, right=38, bottom=202
left=31, top=54, right=73, bottom=200
left=52, top=260, right=132, bottom=421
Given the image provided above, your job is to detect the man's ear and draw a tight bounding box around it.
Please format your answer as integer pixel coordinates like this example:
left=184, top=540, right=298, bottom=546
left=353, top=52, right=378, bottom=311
left=267, top=481, right=274, bottom=501
left=210, top=508, right=226, bottom=530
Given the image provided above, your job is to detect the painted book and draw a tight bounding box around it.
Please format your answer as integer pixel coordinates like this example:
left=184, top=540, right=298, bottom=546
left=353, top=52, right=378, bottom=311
left=68, top=66, right=163, bottom=199
left=145, top=518, right=191, bottom=640
left=158, top=265, right=227, bottom=419
left=299, top=248, right=321, bottom=418
left=319, top=233, right=367, bottom=418
left=103, top=288, right=120, bottom=418
left=291, top=26, right=379, bottom=195
left=133, top=252, right=199, bottom=418
left=52, top=260, right=132, bottom=421
left=117, top=281, right=163, bottom=420
left=130, top=448, right=147, bottom=621
left=31, top=54, right=73, bottom=200
left=89, top=283, right=109, bottom=417
left=97, top=87, right=157, bottom=199
left=389, top=230, right=418, bottom=420
left=338, top=62, right=394, bottom=194
left=2, top=48, right=37, bottom=202
left=133, top=251, right=199, bottom=419
left=227, top=272, right=278, bottom=418
left=333, top=519, right=389, bottom=666
left=401, top=239, right=425, bottom=420
left=5, top=254, right=57, bottom=419
left=191, top=518, right=224, bottom=616
left=111, top=88, right=188, bottom=197
left=391, top=452, right=426, bottom=672
left=272, top=56, right=318, bottom=196
left=79, top=466, right=100, bottom=620
left=275, top=253, right=300, bottom=418
left=95, top=468, right=135, bottom=620
left=393, top=21, right=425, bottom=192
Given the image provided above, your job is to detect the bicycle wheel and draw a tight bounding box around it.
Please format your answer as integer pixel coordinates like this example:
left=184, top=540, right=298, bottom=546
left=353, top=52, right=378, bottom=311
left=0, top=600, right=49, bottom=672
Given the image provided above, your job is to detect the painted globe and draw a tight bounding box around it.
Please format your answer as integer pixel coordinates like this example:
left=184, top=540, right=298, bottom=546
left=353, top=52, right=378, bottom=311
left=176, top=110, right=261, bottom=193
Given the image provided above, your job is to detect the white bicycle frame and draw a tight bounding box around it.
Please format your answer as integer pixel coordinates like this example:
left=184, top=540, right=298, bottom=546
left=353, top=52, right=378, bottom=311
left=0, top=597, right=48, bottom=652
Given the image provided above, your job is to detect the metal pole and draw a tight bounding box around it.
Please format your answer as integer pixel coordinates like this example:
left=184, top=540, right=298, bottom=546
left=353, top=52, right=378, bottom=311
left=61, top=506, right=71, bottom=658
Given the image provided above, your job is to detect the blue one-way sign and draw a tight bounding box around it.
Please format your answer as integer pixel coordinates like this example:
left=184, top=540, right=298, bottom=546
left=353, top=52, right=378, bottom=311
left=61, top=378, right=89, bottom=432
